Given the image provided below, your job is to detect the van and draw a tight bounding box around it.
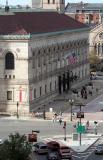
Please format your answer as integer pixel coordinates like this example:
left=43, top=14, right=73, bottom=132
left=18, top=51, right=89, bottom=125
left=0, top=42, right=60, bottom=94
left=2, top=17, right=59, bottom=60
left=58, top=145, right=72, bottom=160
left=32, top=142, right=48, bottom=154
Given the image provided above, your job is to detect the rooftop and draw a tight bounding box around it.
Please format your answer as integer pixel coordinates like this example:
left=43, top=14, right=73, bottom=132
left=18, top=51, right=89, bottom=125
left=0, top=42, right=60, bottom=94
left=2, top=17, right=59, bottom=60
left=0, top=11, right=88, bottom=35
left=65, top=2, right=103, bottom=13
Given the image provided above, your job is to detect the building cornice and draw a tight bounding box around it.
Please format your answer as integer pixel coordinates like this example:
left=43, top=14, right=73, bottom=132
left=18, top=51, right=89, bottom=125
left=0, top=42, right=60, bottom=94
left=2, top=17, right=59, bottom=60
left=0, top=27, right=90, bottom=40
left=0, top=34, right=30, bottom=40
left=31, top=28, right=90, bottom=38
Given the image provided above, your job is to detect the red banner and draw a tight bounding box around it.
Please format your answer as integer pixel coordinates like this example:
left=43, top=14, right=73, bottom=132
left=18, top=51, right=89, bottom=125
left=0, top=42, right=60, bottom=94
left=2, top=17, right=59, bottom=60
left=19, top=89, right=22, bottom=102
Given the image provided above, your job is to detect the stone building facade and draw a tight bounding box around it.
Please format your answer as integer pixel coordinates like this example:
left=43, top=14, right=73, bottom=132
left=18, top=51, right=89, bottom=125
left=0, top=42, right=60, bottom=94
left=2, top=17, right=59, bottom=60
left=89, top=23, right=103, bottom=59
left=31, top=0, right=65, bottom=13
left=0, top=11, right=89, bottom=115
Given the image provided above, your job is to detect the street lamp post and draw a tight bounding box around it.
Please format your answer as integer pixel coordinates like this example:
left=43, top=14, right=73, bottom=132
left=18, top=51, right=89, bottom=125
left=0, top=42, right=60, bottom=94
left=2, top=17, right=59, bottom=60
left=69, top=99, right=74, bottom=121
left=43, top=104, right=46, bottom=120
left=76, top=102, right=85, bottom=146
left=17, top=102, right=19, bottom=119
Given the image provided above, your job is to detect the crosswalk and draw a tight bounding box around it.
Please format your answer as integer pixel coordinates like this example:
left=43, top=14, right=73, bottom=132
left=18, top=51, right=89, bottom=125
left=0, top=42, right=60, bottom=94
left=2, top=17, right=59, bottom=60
left=41, top=135, right=103, bottom=160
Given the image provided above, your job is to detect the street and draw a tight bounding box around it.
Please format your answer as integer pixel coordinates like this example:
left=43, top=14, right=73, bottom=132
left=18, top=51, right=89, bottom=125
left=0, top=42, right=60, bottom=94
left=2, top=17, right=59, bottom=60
left=1, top=81, right=103, bottom=159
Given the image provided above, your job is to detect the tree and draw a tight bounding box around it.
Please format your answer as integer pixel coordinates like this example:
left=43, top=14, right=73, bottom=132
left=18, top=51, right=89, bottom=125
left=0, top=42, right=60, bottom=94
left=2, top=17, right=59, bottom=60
left=0, top=133, right=32, bottom=160
left=89, top=50, right=101, bottom=71
left=89, top=50, right=100, bottom=65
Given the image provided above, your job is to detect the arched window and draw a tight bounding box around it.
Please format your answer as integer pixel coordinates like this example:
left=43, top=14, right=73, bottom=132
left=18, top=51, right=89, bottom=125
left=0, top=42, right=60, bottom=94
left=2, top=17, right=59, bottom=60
left=5, top=52, right=14, bottom=69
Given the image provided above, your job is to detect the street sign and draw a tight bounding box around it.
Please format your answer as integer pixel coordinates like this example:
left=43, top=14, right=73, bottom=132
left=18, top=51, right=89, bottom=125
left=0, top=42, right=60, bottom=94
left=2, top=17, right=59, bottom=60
left=77, top=112, right=84, bottom=118
left=28, top=133, right=37, bottom=142
left=77, top=125, right=85, bottom=133
left=72, top=133, right=78, bottom=141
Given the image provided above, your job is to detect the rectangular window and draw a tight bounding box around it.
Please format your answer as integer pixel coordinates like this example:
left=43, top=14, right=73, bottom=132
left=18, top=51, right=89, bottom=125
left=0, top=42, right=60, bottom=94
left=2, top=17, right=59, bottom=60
left=43, top=55, right=46, bottom=65
left=7, top=91, right=12, bottom=100
left=38, top=56, right=41, bottom=67
left=34, top=88, right=36, bottom=98
left=40, top=86, right=42, bottom=96
left=53, top=0, right=55, bottom=4
left=45, top=85, right=47, bottom=94
left=55, top=81, right=56, bottom=89
left=62, top=0, right=64, bottom=4
left=48, top=0, right=50, bottom=4
left=32, top=52, right=35, bottom=68
left=5, top=75, right=7, bottom=79
left=50, top=82, right=52, bottom=91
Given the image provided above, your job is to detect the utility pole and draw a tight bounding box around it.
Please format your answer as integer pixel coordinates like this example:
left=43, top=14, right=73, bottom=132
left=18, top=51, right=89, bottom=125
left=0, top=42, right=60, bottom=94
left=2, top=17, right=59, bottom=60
left=43, top=104, right=46, bottom=120
left=69, top=99, right=74, bottom=121
left=76, top=102, right=85, bottom=146
left=17, top=102, right=19, bottom=119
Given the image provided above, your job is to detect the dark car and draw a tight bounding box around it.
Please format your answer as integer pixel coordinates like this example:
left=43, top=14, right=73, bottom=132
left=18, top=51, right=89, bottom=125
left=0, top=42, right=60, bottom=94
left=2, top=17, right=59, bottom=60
left=47, top=141, right=60, bottom=151
left=95, top=144, right=103, bottom=154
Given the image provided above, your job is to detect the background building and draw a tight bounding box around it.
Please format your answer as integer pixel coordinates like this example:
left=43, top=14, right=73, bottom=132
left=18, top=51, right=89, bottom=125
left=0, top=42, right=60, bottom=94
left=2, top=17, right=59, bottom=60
left=65, top=2, right=103, bottom=25
left=31, top=0, right=65, bottom=13
left=89, top=23, right=103, bottom=59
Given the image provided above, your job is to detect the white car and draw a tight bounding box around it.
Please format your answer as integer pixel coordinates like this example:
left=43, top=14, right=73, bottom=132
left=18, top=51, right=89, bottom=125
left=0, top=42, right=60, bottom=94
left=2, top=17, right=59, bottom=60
left=32, top=142, right=48, bottom=154
left=95, top=75, right=103, bottom=80
left=0, top=139, right=3, bottom=145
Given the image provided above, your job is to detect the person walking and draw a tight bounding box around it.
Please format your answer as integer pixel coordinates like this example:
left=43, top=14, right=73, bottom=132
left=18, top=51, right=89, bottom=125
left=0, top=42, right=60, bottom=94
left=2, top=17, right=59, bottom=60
left=52, top=115, right=55, bottom=123
left=59, top=118, right=62, bottom=125
left=96, top=88, right=98, bottom=95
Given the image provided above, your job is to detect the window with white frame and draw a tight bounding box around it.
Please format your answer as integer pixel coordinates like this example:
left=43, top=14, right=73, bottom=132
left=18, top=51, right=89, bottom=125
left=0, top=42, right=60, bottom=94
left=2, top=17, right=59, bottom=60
left=40, top=86, right=42, bottom=96
left=50, top=82, right=52, bottom=91
left=38, top=55, right=41, bottom=67
left=32, top=52, right=35, bottom=68
left=45, top=85, right=47, bottom=94
left=53, top=0, right=55, bottom=4
left=55, top=81, right=56, bottom=90
left=34, top=88, right=36, bottom=98
left=7, top=91, right=12, bottom=100
left=48, top=0, right=50, bottom=4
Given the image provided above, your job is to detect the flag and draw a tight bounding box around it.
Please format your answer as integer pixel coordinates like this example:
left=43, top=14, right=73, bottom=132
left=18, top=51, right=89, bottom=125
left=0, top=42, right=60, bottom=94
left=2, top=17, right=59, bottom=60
left=66, top=52, right=77, bottom=65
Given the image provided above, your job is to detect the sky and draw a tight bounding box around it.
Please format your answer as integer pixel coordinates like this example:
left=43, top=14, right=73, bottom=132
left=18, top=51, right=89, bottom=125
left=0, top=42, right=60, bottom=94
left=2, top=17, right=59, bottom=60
left=0, top=0, right=103, bottom=6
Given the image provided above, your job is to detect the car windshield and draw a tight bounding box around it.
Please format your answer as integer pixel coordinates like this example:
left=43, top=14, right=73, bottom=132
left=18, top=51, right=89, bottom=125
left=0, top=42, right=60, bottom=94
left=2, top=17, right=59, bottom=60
left=60, top=146, right=69, bottom=150
left=40, top=146, right=47, bottom=149
left=97, top=146, right=103, bottom=149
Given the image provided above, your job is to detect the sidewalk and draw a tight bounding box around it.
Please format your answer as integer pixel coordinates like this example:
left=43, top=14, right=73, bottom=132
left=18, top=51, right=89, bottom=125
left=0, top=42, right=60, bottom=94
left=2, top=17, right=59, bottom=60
left=43, top=133, right=102, bottom=152
left=44, top=79, right=103, bottom=115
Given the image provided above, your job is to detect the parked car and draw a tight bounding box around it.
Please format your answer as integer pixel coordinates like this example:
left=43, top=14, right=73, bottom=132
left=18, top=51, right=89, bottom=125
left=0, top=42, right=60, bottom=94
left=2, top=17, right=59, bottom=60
left=32, top=142, right=48, bottom=154
left=95, top=144, right=103, bottom=154
left=58, top=145, right=72, bottom=160
left=95, top=75, right=103, bottom=80
left=47, top=151, right=60, bottom=160
left=47, top=141, right=60, bottom=151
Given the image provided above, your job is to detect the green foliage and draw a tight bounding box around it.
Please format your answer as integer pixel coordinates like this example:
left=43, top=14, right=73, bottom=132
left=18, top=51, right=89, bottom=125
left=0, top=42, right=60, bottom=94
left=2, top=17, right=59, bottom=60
left=89, top=50, right=100, bottom=64
left=0, top=133, right=32, bottom=160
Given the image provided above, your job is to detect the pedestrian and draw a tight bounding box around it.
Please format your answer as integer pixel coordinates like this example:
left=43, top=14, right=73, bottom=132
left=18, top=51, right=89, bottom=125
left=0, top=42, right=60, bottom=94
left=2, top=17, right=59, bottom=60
left=59, top=118, right=62, bottom=125
left=81, top=89, right=84, bottom=98
left=52, top=116, right=55, bottom=123
left=86, top=121, right=89, bottom=129
left=96, top=88, right=98, bottom=95
left=84, top=90, right=87, bottom=99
